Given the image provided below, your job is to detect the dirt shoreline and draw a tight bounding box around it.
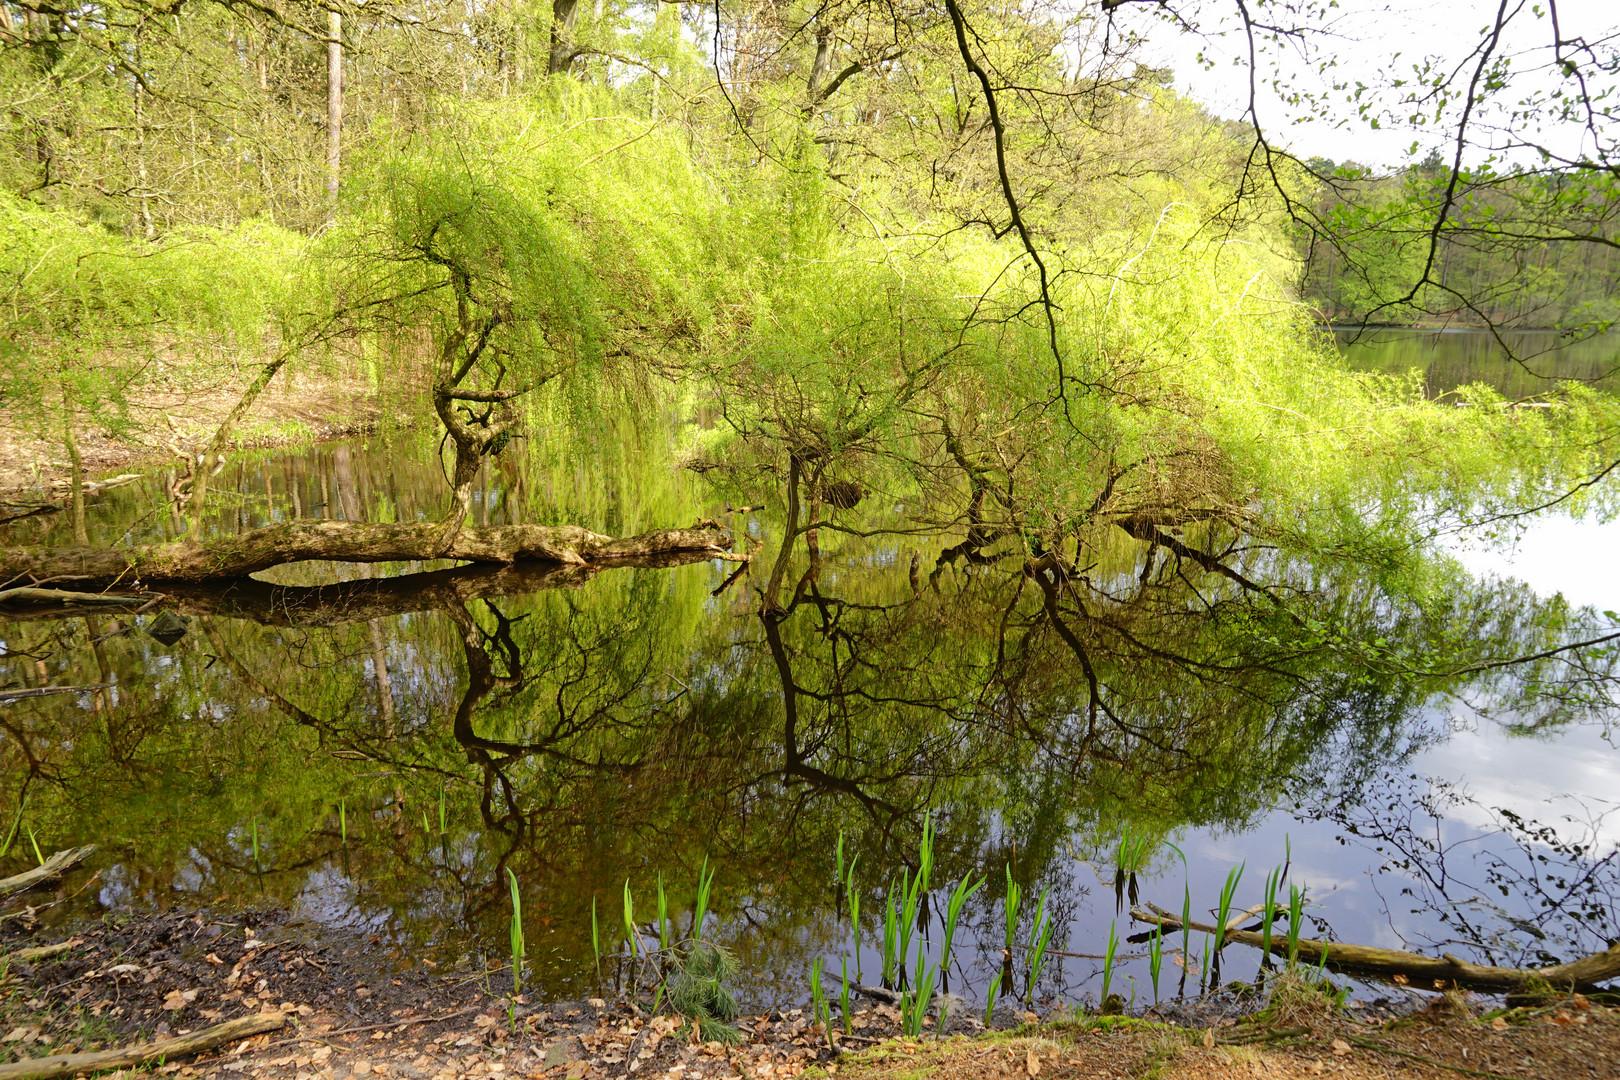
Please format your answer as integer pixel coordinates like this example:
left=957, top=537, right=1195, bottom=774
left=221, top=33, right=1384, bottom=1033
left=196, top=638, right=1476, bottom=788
left=0, top=370, right=393, bottom=499
left=4, top=902, right=1617, bottom=1080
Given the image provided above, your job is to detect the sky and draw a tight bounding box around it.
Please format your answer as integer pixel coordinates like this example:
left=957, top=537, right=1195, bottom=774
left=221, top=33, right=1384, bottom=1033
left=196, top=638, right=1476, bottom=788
left=1117, top=0, right=1619, bottom=169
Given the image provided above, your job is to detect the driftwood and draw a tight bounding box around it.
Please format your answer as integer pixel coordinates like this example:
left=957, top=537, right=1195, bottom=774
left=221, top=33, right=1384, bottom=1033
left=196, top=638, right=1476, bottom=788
left=1130, top=905, right=1620, bottom=992
left=0, top=847, right=96, bottom=901
left=0, top=520, right=734, bottom=584
left=0, top=1012, right=286, bottom=1080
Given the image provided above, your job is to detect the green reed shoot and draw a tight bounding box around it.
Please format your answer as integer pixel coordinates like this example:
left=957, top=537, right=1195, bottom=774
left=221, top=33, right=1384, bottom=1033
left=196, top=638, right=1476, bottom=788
left=339, top=800, right=347, bottom=844
left=27, top=826, right=44, bottom=866
left=656, top=873, right=671, bottom=950
left=249, top=819, right=259, bottom=867
left=896, top=869, right=920, bottom=983
left=1113, top=825, right=1154, bottom=913
left=421, top=809, right=430, bottom=834
left=1260, top=865, right=1283, bottom=969
left=1199, top=936, right=1211, bottom=994
left=438, top=783, right=447, bottom=834
left=983, top=972, right=1001, bottom=1028
left=623, top=880, right=638, bottom=960
left=693, top=856, right=715, bottom=941
left=809, top=957, right=830, bottom=1044
left=651, top=982, right=665, bottom=1016
left=1147, top=922, right=1164, bottom=1005
left=1100, top=922, right=1118, bottom=1007
left=1214, top=863, right=1244, bottom=950
left=591, top=897, right=602, bottom=976
left=901, top=963, right=936, bottom=1039
left=1211, top=862, right=1244, bottom=986
left=1026, top=887, right=1054, bottom=1004
left=1178, top=884, right=1193, bottom=997
left=1286, top=884, right=1306, bottom=968
left=835, top=832, right=844, bottom=891
left=506, top=867, right=525, bottom=995
left=881, top=886, right=898, bottom=987
left=1002, top=865, right=1021, bottom=953
left=845, top=859, right=862, bottom=980
left=840, top=958, right=853, bottom=1036
left=1, top=803, right=23, bottom=858
left=940, top=871, right=985, bottom=980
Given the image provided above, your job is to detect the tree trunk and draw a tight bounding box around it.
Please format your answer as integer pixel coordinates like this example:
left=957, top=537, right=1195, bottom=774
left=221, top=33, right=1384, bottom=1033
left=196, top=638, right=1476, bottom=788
left=326, top=8, right=342, bottom=205
left=1, top=520, right=733, bottom=584
left=547, top=0, right=581, bottom=75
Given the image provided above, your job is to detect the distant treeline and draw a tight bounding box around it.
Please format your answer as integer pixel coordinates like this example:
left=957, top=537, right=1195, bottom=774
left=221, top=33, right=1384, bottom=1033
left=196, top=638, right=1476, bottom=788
left=1293, top=152, right=1619, bottom=331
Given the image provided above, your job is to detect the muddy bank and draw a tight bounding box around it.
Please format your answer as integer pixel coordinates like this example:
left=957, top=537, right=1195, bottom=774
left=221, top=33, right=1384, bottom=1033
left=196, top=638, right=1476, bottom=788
left=5, top=906, right=1619, bottom=1080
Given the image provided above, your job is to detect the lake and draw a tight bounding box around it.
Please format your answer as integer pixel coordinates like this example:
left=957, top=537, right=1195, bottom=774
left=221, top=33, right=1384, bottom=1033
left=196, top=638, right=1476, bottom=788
left=2, top=330, right=1616, bottom=1012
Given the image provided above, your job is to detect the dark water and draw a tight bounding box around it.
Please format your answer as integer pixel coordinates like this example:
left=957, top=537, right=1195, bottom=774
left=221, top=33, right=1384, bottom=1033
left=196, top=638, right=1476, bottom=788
left=1330, top=327, right=1620, bottom=398
left=2, top=337, right=1617, bottom=1011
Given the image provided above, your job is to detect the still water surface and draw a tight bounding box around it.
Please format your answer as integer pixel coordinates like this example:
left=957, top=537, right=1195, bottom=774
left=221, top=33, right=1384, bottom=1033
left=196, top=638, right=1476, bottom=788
left=2, top=332, right=1617, bottom=1008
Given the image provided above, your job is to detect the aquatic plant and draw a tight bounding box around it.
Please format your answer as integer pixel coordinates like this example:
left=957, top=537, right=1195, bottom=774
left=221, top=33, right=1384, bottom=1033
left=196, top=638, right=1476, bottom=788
left=438, top=783, right=448, bottom=835
left=901, top=963, right=935, bottom=1038
left=983, top=971, right=1001, bottom=1028
left=656, top=873, right=672, bottom=950
left=0, top=802, right=23, bottom=858
left=940, top=870, right=985, bottom=986
left=840, top=958, right=853, bottom=1036
left=1286, top=884, right=1307, bottom=969
left=1147, top=922, right=1164, bottom=1005
left=667, top=941, right=744, bottom=1044
left=845, top=861, right=862, bottom=979
left=1211, top=862, right=1245, bottom=984
left=1113, top=826, right=1154, bottom=913
left=506, top=867, right=525, bottom=995
left=881, top=885, right=899, bottom=988
left=1260, top=865, right=1284, bottom=971
left=1002, top=864, right=1021, bottom=955
left=693, top=857, right=715, bottom=941
left=623, top=880, right=638, bottom=961
left=1100, top=922, right=1119, bottom=1009
left=1178, top=884, right=1193, bottom=997
left=338, top=800, right=347, bottom=844
left=1026, top=887, right=1054, bottom=1004
left=27, top=826, right=44, bottom=866
left=809, top=957, right=831, bottom=1045
left=591, top=897, right=602, bottom=976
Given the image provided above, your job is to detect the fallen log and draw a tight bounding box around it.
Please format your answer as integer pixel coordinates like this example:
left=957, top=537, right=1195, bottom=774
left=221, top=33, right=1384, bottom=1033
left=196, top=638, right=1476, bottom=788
left=0, top=588, right=146, bottom=607
left=0, top=847, right=96, bottom=901
left=1, top=939, right=81, bottom=964
left=1129, top=905, right=1620, bottom=993
left=0, top=1012, right=286, bottom=1080
left=0, top=520, right=735, bottom=585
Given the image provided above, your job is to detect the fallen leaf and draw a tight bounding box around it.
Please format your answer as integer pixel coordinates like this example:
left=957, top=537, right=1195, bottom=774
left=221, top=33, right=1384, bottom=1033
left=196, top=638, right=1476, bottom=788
left=1391, top=974, right=1409, bottom=986
left=312, top=1047, right=333, bottom=1063
left=1331, top=1039, right=1352, bottom=1057
left=353, top=1061, right=373, bottom=1076
left=206, top=954, right=226, bottom=965
left=1491, top=1017, right=1509, bottom=1031
left=587, top=999, right=606, bottom=1009
left=1201, top=1029, right=1215, bottom=1049
left=1024, top=1050, right=1040, bottom=1077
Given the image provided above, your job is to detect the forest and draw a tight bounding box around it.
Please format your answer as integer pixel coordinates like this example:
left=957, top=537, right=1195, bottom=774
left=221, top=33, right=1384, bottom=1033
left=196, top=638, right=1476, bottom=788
left=1, top=0, right=1620, bottom=1065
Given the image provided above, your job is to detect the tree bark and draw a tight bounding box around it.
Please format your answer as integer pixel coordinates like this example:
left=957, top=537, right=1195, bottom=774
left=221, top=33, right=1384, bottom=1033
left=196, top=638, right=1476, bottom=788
left=1129, top=906, right=1620, bottom=993
left=547, top=0, right=581, bottom=75
left=0, top=521, right=733, bottom=585
left=0, top=1013, right=286, bottom=1080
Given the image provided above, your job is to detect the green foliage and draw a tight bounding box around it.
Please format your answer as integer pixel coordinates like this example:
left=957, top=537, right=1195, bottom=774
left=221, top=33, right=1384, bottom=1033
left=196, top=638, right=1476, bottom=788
left=666, top=942, right=743, bottom=1045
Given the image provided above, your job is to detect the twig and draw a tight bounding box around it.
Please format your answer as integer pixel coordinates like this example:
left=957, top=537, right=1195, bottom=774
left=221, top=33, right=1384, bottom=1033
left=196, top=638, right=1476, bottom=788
left=1341, top=1033, right=1525, bottom=1080
left=255, top=1006, right=484, bottom=1050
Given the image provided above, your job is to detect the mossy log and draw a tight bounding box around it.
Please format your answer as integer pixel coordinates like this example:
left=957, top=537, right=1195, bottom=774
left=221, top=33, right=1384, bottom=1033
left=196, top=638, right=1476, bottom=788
left=1129, top=905, right=1620, bottom=993
left=0, top=1012, right=286, bottom=1080
left=0, top=521, right=735, bottom=585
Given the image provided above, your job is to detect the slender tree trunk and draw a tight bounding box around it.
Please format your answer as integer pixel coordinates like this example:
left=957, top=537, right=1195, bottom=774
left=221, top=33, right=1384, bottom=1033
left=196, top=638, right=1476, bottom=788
left=61, top=388, right=88, bottom=546
left=326, top=8, right=342, bottom=206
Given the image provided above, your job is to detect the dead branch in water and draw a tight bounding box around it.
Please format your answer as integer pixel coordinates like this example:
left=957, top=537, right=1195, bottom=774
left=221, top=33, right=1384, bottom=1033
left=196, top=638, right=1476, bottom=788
left=1130, top=905, right=1620, bottom=993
